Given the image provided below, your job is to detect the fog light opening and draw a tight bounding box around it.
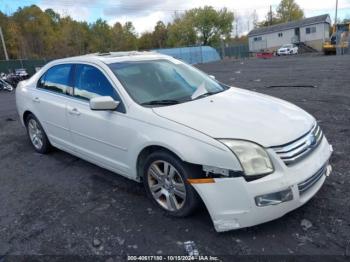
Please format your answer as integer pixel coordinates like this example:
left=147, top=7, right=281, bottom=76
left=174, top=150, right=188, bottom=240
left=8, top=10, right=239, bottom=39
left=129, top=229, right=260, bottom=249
left=255, top=188, right=293, bottom=207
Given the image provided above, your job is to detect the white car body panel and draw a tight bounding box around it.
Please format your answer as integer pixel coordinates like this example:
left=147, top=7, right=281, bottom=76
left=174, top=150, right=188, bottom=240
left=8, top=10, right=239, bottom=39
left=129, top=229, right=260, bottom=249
left=277, top=45, right=298, bottom=55
left=15, top=52, right=333, bottom=232
left=153, top=88, right=314, bottom=147
left=193, top=137, right=332, bottom=232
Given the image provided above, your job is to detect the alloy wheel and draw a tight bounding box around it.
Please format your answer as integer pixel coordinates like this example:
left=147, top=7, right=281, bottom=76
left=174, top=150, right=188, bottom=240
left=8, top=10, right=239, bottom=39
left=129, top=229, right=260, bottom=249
left=28, top=119, right=44, bottom=150
left=147, top=160, right=187, bottom=211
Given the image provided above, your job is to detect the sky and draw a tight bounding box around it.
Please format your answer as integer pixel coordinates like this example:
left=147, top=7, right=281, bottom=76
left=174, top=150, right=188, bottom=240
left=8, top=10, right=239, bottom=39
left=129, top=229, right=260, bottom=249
left=0, top=0, right=349, bottom=35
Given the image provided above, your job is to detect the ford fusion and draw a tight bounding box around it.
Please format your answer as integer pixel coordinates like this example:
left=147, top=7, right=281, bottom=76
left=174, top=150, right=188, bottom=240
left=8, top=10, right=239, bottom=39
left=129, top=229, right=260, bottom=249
left=16, top=52, right=333, bottom=232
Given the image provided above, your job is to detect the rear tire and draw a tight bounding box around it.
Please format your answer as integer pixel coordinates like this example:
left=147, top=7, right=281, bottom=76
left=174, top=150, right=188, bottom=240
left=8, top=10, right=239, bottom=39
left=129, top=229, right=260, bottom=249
left=143, top=150, right=200, bottom=217
left=25, top=114, right=51, bottom=154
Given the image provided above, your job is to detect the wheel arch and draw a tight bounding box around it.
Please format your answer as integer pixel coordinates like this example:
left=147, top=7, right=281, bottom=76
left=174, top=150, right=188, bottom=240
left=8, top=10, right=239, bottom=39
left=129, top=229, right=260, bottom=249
left=22, top=110, right=51, bottom=143
left=136, top=144, right=186, bottom=181
left=23, top=110, right=34, bottom=126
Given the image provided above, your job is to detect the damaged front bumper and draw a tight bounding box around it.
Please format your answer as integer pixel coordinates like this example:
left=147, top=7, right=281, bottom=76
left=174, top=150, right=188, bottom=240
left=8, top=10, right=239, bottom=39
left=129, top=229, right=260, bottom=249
left=191, top=137, right=333, bottom=232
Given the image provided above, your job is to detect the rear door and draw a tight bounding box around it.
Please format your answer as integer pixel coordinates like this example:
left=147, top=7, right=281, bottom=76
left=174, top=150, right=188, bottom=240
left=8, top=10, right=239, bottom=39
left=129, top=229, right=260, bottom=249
left=66, top=63, right=133, bottom=175
left=31, top=64, right=74, bottom=150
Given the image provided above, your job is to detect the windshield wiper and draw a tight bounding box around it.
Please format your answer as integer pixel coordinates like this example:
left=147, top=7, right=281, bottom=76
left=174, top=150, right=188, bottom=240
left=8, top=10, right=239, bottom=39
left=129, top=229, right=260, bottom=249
left=192, top=90, right=223, bottom=100
left=141, top=99, right=180, bottom=106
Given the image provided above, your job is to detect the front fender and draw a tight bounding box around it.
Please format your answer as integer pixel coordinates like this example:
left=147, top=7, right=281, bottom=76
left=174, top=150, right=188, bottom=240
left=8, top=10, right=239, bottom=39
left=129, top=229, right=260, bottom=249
left=127, top=116, right=243, bottom=179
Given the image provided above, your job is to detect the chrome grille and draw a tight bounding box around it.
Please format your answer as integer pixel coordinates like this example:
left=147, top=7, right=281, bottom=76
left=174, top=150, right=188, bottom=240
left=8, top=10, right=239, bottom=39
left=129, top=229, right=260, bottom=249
left=298, top=164, right=326, bottom=195
left=271, top=123, right=323, bottom=166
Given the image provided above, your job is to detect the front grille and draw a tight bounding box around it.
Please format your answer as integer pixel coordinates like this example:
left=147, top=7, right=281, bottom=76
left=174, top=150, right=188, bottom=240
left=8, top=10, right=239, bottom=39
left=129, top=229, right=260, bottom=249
left=271, top=123, right=323, bottom=166
left=298, top=164, right=327, bottom=195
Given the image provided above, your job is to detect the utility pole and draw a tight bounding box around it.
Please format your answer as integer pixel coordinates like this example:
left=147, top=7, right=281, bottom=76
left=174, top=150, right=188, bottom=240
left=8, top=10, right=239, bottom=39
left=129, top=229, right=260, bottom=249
left=269, top=5, right=272, bottom=26
left=0, top=26, right=9, bottom=60
left=335, top=0, right=338, bottom=25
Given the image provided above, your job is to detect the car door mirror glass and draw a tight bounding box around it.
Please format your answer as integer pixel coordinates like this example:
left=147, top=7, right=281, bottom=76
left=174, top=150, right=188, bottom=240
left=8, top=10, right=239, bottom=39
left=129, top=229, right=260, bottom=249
left=90, top=96, right=120, bottom=110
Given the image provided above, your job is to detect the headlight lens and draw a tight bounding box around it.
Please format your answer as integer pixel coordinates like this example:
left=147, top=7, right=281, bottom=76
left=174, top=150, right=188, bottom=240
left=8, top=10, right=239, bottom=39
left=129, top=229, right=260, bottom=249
left=219, top=139, right=274, bottom=176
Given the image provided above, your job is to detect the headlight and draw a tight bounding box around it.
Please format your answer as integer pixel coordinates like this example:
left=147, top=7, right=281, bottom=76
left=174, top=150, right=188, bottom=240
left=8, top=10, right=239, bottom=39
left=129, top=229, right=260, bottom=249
left=219, top=139, right=274, bottom=177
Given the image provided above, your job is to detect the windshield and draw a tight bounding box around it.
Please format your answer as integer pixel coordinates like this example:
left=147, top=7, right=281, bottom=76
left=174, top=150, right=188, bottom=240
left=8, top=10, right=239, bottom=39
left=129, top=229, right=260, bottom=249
left=282, top=44, right=293, bottom=48
left=108, top=59, right=227, bottom=105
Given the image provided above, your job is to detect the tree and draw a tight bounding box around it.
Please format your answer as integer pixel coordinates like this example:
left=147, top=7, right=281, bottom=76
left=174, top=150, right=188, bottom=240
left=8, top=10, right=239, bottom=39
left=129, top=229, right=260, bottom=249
left=121, top=22, right=138, bottom=50
left=90, top=19, right=113, bottom=52
left=111, top=22, right=123, bottom=51
left=153, top=21, right=167, bottom=48
left=12, top=5, right=56, bottom=58
left=0, top=4, right=236, bottom=58
left=276, top=0, right=304, bottom=23
left=251, top=10, right=259, bottom=29
left=3, top=19, right=22, bottom=59
left=187, top=6, right=234, bottom=46
left=167, top=15, right=197, bottom=47
left=258, top=11, right=280, bottom=27
left=45, top=8, right=60, bottom=24
left=258, top=0, right=304, bottom=27
left=138, top=32, right=155, bottom=50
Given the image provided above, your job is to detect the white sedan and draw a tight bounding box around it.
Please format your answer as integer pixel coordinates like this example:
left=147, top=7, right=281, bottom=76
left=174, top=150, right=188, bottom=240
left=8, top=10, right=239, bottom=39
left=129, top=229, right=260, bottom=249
left=16, top=52, right=332, bottom=232
left=277, top=44, right=299, bottom=55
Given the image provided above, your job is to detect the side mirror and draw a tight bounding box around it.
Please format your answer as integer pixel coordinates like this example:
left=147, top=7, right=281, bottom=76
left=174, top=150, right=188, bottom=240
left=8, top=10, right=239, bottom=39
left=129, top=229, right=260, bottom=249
left=209, top=75, right=216, bottom=79
left=90, top=96, right=119, bottom=110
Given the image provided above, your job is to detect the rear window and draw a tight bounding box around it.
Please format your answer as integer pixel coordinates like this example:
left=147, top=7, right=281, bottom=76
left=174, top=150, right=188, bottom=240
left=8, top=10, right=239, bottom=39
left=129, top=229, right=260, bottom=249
left=38, top=64, right=73, bottom=95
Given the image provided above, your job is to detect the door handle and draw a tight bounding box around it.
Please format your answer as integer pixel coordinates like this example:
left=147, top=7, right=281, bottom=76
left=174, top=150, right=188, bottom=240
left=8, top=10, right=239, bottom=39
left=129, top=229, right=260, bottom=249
left=32, top=97, right=40, bottom=103
left=68, top=108, right=81, bottom=116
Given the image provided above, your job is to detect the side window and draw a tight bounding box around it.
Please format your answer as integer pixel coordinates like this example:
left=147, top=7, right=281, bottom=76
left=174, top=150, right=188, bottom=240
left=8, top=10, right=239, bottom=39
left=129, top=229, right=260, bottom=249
left=254, top=36, right=262, bottom=42
left=38, top=64, right=72, bottom=94
left=74, top=64, right=118, bottom=101
left=306, top=27, right=316, bottom=34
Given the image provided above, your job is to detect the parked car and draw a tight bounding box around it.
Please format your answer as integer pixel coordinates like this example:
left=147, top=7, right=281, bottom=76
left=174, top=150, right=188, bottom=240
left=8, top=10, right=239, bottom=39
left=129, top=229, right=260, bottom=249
left=277, top=44, right=298, bottom=55
left=15, top=68, right=29, bottom=79
left=16, top=52, right=333, bottom=232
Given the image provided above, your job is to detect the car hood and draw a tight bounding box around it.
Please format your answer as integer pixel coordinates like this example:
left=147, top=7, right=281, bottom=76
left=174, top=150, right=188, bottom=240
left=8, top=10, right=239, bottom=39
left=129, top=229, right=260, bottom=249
left=279, top=48, right=289, bottom=51
left=153, top=88, right=314, bottom=147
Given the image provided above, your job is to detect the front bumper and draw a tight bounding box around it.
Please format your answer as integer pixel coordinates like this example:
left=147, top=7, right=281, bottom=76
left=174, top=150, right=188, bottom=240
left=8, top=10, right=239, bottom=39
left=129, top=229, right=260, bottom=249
left=192, top=136, right=333, bottom=232
left=277, top=50, right=291, bottom=55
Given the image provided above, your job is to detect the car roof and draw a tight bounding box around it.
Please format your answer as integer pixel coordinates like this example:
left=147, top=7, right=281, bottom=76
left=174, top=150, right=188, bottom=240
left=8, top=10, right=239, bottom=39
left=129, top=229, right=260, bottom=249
left=53, top=51, right=172, bottom=65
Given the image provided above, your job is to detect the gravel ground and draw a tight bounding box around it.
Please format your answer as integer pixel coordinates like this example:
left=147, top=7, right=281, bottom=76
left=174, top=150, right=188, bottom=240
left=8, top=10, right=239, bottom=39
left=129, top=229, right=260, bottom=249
left=0, top=55, right=349, bottom=259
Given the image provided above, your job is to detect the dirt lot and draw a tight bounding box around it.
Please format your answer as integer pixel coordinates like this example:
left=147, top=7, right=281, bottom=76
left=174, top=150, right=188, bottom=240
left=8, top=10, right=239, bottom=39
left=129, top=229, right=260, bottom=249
left=0, top=55, right=349, bottom=259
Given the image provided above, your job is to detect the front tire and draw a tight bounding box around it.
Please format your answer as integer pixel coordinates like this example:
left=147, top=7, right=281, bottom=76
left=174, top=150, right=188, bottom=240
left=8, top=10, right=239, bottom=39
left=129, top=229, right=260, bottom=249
left=25, top=114, right=51, bottom=154
left=143, top=151, right=200, bottom=217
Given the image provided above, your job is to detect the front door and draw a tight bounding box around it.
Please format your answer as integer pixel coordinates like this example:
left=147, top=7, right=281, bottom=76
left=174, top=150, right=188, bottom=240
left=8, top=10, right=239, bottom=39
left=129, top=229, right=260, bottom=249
left=66, top=64, right=132, bottom=175
left=294, top=28, right=300, bottom=43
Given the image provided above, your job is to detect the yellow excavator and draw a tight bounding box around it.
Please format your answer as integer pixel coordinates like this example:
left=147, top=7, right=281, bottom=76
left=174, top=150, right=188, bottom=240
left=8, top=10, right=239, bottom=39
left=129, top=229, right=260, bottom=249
left=323, top=23, right=350, bottom=55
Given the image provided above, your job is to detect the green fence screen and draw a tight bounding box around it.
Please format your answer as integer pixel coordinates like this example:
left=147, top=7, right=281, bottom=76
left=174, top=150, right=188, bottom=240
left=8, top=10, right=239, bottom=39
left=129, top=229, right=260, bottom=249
left=0, top=59, right=49, bottom=75
left=216, top=44, right=250, bottom=59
